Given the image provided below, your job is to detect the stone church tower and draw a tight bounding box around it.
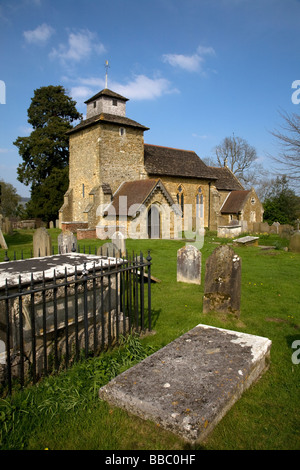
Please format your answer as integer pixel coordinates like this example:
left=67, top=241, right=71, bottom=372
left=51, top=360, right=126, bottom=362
left=59, top=88, right=149, bottom=236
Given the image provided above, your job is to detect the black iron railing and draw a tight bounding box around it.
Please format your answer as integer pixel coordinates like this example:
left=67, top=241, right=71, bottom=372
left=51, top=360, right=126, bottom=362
left=0, top=251, right=152, bottom=394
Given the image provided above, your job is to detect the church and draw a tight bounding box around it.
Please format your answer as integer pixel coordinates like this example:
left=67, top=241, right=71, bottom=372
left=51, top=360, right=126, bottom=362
left=59, top=88, right=263, bottom=239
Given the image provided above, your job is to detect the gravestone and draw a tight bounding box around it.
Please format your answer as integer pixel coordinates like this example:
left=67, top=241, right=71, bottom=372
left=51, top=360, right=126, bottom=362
left=2, top=217, right=13, bottom=235
left=33, top=227, right=52, bottom=257
left=0, top=229, right=7, bottom=250
left=97, top=242, right=120, bottom=257
left=289, top=232, right=300, bottom=253
left=177, top=244, right=201, bottom=284
left=111, top=231, right=126, bottom=257
left=58, top=230, right=77, bottom=254
left=203, top=244, right=241, bottom=317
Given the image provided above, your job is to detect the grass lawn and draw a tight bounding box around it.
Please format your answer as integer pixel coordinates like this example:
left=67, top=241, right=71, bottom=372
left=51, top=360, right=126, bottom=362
left=0, top=229, right=299, bottom=450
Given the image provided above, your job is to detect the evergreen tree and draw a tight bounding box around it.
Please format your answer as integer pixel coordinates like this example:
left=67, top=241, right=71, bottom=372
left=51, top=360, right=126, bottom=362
left=14, top=85, right=82, bottom=221
left=263, top=175, right=299, bottom=225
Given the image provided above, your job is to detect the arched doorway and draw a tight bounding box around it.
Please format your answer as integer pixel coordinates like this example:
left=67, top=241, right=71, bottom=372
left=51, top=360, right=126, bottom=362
left=148, top=205, right=160, bottom=239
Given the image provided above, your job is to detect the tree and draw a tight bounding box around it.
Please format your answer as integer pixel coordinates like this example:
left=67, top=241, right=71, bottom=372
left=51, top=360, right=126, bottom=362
left=270, top=110, right=300, bottom=193
left=263, top=175, right=300, bottom=225
left=14, top=85, right=82, bottom=221
left=0, top=180, right=21, bottom=217
left=214, top=134, right=263, bottom=187
left=24, top=167, right=69, bottom=224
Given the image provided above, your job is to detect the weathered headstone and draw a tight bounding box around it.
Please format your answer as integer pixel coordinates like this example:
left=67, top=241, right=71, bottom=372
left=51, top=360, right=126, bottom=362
left=49, top=221, right=54, bottom=229
left=0, top=229, right=8, bottom=250
left=33, top=227, right=52, bottom=257
left=203, top=244, right=241, bottom=317
left=289, top=232, right=300, bottom=253
left=2, top=217, right=13, bottom=235
left=272, top=221, right=280, bottom=234
left=97, top=242, right=120, bottom=257
left=111, top=231, right=126, bottom=257
left=177, top=244, right=201, bottom=284
left=58, top=230, right=77, bottom=254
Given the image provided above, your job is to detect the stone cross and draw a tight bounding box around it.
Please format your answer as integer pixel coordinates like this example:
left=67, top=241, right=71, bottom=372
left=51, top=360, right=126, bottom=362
left=33, top=227, right=52, bottom=257
left=177, top=244, right=201, bottom=285
left=203, top=244, right=241, bottom=317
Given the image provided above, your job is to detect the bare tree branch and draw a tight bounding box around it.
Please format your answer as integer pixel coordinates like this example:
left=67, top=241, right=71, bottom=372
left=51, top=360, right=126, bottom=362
left=270, top=110, right=300, bottom=190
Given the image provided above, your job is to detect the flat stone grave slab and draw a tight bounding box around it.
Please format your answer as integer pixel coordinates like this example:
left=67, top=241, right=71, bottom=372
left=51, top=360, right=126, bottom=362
left=233, top=236, right=259, bottom=246
left=0, top=253, right=123, bottom=287
left=99, top=324, right=271, bottom=445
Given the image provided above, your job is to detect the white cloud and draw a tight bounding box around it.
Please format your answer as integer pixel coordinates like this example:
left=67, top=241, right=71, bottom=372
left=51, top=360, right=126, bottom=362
left=162, top=53, right=202, bottom=72
left=162, top=45, right=215, bottom=72
left=112, top=75, right=179, bottom=100
left=70, top=86, right=94, bottom=102
left=23, top=23, right=54, bottom=44
left=50, top=29, right=106, bottom=64
left=66, top=74, right=178, bottom=103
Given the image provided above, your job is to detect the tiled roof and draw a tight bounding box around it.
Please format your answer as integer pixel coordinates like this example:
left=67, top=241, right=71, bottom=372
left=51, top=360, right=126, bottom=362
left=84, top=88, right=129, bottom=103
left=144, top=144, right=217, bottom=180
left=105, top=179, right=178, bottom=217
left=220, top=190, right=251, bottom=214
left=208, top=166, right=244, bottom=191
left=67, top=112, right=149, bottom=134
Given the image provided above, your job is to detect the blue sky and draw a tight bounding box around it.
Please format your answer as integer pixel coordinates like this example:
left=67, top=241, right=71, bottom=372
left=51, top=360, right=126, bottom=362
left=1, top=0, right=300, bottom=197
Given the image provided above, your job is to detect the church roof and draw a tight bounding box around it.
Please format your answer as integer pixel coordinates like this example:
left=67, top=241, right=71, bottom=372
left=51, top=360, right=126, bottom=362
left=208, top=166, right=244, bottom=191
left=84, top=88, right=129, bottom=103
left=220, top=190, right=251, bottom=214
left=104, top=179, right=179, bottom=217
left=144, top=144, right=217, bottom=180
left=67, top=112, right=149, bottom=134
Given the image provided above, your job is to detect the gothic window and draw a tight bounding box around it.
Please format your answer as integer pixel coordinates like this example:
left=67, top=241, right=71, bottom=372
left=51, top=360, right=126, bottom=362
left=119, top=127, right=126, bottom=136
left=177, top=185, right=184, bottom=217
left=196, top=187, right=204, bottom=218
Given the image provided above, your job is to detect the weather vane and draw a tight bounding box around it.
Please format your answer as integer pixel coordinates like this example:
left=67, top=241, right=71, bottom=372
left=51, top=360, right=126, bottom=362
left=105, top=60, right=110, bottom=89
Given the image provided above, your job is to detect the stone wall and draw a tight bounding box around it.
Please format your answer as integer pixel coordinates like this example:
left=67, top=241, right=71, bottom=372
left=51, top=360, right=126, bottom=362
left=68, top=125, right=101, bottom=222
left=160, top=176, right=210, bottom=230
left=77, top=228, right=97, bottom=240
left=99, top=123, right=146, bottom=195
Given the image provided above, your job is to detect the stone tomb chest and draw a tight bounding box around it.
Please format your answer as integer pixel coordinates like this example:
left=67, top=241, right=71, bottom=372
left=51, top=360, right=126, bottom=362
left=0, top=254, right=123, bottom=373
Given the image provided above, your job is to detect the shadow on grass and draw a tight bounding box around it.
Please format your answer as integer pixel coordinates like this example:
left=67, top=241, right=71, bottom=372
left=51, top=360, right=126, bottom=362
left=4, top=230, right=33, bottom=246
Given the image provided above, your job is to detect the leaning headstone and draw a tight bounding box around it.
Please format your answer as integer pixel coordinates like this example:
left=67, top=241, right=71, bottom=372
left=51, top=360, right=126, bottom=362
left=97, top=242, right=119, bottom=257
left=289, top=232, right=300, bottom=253
left=111, top=231, right=126, bottom=257
left=177, top=244, right=201, bottom=284
left=33, top=227, right=52, bottom=257
left=58, top=230, right=77, bottom=254
left=0, top=229, right=8, bottom=250
left=203, top=244, right=241, bottom=317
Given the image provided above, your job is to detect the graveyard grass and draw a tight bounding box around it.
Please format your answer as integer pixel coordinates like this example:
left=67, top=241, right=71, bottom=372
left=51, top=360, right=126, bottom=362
left=0, top=229, right=299, bottom=450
